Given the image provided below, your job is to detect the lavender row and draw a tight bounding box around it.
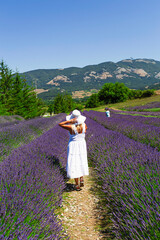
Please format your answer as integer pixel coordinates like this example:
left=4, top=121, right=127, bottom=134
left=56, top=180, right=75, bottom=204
left=0, top=114, right=66, bottom=161
left=0, top=121, right=69, bottom=239
left=0, top=115, right=25, bottom=128
left=0, top=120, right=22, bottom=128
left=109, top=110, right=160, bottom=127
left=110, top=109, right=160, bottom=117
left=84, top=110, right=160, bottom=151
left=126, top=101, right=160, bottom=111
left=85, top=116, right=160, bottom=239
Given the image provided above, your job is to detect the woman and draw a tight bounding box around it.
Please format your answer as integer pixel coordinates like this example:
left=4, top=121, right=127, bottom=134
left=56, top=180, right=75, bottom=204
left=105, top=108, right=110, bottom=117
left=59, top=110, right=89, bottom=191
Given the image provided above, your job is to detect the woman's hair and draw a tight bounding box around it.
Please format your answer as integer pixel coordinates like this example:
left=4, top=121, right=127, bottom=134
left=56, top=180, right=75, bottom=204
left=76, top=123, right=83, bottom=133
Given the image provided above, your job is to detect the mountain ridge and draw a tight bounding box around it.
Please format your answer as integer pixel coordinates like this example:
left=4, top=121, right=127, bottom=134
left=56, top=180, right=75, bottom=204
left=21, top=58, right=160, bottom=101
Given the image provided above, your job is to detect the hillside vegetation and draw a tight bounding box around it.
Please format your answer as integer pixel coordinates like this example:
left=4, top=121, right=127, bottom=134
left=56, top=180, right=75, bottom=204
left=1, top=111, right=160, bottom=239
left=21, top=58, right=160, bottom=101
left=0, top=61, right=46, bottom=119
left=84, top=93, right=160, bottom=112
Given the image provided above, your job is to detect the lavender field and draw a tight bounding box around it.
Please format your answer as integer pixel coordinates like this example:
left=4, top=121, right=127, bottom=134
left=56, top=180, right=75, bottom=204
left=109, top=111, right=160, bottom=127
left=110, top=109, right=160, bottom=117
left=0, top=114, right=65, bottom=161
left=125, top=101, right=160, bottom=111
left=85, top=116, right=160, bottom=239
left=0, top=114, right=69, bottom=239
left=1, top=112, right=160, bottom=239
left=84, top=110, right=160, bottom=151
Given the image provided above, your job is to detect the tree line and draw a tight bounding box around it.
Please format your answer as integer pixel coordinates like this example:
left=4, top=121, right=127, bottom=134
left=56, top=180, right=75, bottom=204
left=49, top=82, right=154, bottom=113
left=0, top=61, right=46, bottom=119
left=85, top=82, right=155, bottom=108
left=0, top=61, right=155, bottom=118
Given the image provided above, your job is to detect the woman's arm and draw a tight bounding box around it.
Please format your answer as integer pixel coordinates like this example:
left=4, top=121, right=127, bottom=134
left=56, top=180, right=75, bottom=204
left=59, top=118, right=77, bottom=132
left=85, top=123, right=87, bottom=133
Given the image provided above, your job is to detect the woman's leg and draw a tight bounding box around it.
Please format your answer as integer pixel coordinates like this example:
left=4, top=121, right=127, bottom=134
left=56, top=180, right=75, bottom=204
left=74, top=178, right=80, bottom=190
left=74, top=178, right=79, bottom=185
left=80, top=176, right=84, bottom=187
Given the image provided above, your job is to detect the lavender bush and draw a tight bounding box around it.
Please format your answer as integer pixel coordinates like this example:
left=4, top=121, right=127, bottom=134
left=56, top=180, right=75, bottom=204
left=0, top=121, right=69, bottom=239
left=0, top=120, right=23, bottom=129
left=85, top=116, right=160, bottom=239
left=1, top=110, right=160, bottom=239
left=0, top=113, right=66, bottom=161
left=110, top=109, right=160, bottom=117
left=0, top=115, right=24, bottom=128
left=126, top=101, right=160, bottom=111
left=84, top=110, right=160, bottom=150
left=109, top=111, right=160, bottom=127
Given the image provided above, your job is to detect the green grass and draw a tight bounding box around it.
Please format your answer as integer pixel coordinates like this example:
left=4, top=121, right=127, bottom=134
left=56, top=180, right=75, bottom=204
left=84, top=105, right=107, bottom=112
left=14, top=116, right=24, bottom=121
left=83, top=94, right=160, bottom=112
left=106, top=94, right=160, bottom=110
left=143, top=108, right=160, bottom=112
left=117, top=112, right=160, bottom=118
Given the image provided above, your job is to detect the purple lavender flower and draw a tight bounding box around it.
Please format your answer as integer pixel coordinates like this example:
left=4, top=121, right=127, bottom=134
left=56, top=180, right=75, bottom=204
left=84, top=114, right=160, bottom=239
left=0, top=116, right=69, bottom=239
left=84, top=110, right=160, bottom=150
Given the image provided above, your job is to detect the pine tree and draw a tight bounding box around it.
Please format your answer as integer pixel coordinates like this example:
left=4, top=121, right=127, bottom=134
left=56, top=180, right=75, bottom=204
left=53, top=93, right=73, bottom=114
left=0, top=60, right=13, bottom=105
left=7, top=73, right=24, bottom=114
left=54, top=94, right=63, bottom=113
left=0, top=60, right=46, bottom=118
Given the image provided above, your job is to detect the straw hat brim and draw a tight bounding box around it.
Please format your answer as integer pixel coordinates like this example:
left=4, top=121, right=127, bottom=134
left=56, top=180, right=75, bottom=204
left=66, top=114, right=86, bottom=124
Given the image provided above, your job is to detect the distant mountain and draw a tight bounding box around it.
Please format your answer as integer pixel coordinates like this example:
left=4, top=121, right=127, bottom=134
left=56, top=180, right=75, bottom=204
left=21, top=58, right=160, bottom=101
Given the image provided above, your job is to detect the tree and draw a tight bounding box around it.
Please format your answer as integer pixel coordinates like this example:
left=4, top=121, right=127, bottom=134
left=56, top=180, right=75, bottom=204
left=53, top=93, right=73, bottom=114
left=141, top=89, right=154, bottom=98
left=48, top=103, right=54, bottom=115
left=53, top=94, right=63, bottom=114
left=98, top=82, right=130, bottom=104
left=85, top=93, right=100, bottom=108
left=129, top=89, right=154, bottom=99
left=0, top=60, right=13, bottom=104
left=0, top=60, right=46, bottom=118
left=7, top=73, right=24, bottom=114
left=128, top=89, right=143, bottom=99
left=62, top=94, right=73, bottom=113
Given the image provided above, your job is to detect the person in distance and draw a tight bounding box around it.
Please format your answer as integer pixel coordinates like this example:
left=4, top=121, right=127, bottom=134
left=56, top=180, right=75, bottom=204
left=59, top=110, right=89, bottom=191
left=105, top=108, right=110, bottom=117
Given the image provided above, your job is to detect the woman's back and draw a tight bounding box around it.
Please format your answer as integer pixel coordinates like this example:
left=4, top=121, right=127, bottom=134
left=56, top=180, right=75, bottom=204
left=69, top=123, right=86, bottom=142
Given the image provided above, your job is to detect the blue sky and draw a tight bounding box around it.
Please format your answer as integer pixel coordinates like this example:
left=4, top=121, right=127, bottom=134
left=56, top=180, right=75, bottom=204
left=0, top=0, right=160, bottom=73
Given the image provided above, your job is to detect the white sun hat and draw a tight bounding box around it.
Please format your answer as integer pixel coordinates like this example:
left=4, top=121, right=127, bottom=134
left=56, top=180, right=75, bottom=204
left=66, top=109, right=86, bottom=124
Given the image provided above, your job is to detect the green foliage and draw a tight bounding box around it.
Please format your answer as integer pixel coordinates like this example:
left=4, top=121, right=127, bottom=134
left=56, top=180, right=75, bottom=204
left=53, top=93, right=73, bottom=114
left=129, top=89, right=154, bottom=99
left=0, top=60, right=13, bottom=105
left=22, top=59, right=160, bottom=102
left=72, top=103, right=83, bottom=111
left=0, top=103, right=10, bottom=115
left=0, top=60, right=46, bottom=119
left=141, top=89, right=155, bottom=98
left=98, top=82, right=130, bottom=104
left=85, top=93, right=100, bottom=108
left=48, top=104, right=54, bottom=115
left=84, top=83, right=155, bottom=109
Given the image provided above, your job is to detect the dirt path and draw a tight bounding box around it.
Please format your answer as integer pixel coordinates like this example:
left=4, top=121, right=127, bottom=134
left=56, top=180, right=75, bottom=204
left=57, top=168, right=105, bottom=240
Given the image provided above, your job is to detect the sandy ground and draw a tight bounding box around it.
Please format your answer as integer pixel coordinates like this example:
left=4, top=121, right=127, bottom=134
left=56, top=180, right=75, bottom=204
left=56, top=168, right=116, bottom=240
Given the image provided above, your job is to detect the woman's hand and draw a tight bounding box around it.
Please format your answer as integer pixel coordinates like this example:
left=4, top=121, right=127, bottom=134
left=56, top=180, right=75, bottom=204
left=59, top=118, right=77, bottom=126
left=70, top=117, right=77, bottom=124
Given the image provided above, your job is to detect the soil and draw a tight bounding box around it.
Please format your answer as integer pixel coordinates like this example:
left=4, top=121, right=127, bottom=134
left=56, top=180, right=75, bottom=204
left=56, top=168, right=116, bottom=240
left=72, top=89, right=98, bottom=99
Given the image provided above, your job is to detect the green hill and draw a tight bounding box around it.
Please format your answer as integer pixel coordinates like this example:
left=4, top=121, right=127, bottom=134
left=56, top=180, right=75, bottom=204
left=21, top=58, right=160, bottom=101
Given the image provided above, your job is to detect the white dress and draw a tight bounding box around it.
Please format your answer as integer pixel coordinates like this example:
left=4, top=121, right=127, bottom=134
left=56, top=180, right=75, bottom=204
left=66, top=123, right=89, bottom=178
